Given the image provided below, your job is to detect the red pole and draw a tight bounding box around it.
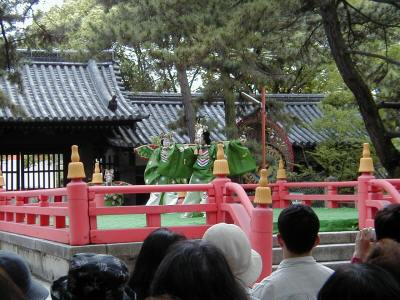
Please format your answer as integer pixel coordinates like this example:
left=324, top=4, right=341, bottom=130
left=261, top=87, right=266, bottom=170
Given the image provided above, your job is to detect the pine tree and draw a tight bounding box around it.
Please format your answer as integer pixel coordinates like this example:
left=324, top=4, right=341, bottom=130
left=0, top=0, right=38, bottom=115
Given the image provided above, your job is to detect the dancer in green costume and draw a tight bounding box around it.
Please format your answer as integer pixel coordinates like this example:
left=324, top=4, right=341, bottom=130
left=136, top=133, right=195, bottom=205
left=182, top=125, right=257, bottom=215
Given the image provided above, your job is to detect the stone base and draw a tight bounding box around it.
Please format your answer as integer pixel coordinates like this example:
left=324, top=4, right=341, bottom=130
left=0, top=231, right=143, bottom=282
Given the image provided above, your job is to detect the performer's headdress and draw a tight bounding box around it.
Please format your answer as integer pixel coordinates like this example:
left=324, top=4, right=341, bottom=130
left=195, top=121, right=210, bottom=145
left=150, top=131, right=174, bottom=146
left=162, top=131, right=174, bottom=141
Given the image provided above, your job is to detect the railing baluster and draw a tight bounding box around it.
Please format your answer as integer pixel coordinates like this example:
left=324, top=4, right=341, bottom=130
left=15, top=196, right=25, bottom=223
left=39, top=195, right=50, bottom=226
left=5, top=196, right=14, bottom=222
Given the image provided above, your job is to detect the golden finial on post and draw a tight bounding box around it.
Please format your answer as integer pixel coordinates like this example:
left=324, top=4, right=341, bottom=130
left=67, top=145, right=86, bottom=179
left=0, top=169, right=4, bottom=188
left=358, top=143, right=374, bottom=173
left=213, top=143, right=229, bottom=176
left=277, top=159, right=287, bottom=180
left=91, top=160, right=103, bottom=184
left=254, top=169, right=272, bottom=205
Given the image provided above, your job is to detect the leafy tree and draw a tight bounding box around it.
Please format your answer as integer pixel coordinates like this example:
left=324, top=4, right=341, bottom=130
left=27, top=0, right=177, bottom=92
left=92, top=0, right=209, bottom=142
left=0, top=0, right=39, bottom=115
left=312, top=0, right=400, bottom=176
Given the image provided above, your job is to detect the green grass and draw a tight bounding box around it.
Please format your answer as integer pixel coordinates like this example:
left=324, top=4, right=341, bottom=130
left=273, top=208, right=358, bottom=232
left=97, top=207, right=359, bottom=232
left=97, top=213, right=206, bottom=229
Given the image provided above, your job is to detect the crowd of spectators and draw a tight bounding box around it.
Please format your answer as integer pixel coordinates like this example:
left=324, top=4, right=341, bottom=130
left=1, top=204, right=400, bottom=299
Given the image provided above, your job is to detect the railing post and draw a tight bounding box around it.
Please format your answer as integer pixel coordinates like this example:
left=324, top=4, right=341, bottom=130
left=251, top=169, right=273, bottom=279
left=15, top=196, right=25, bottom=223
left=91, top=160, right=105, bottom=207
left=39, top=195, right=50, bottom=226
left=271, top=184, right=280, bottom=208
left=212, top=143, right=231, bottom=223
left=326, top=184, right=338, bottom=208
left=0, top=170, right=5, bottom=221
left=276, top=160, right=289, bottom=208
left=357, top=143, right=375, bottom=229
left=66, top=145, right=90, bottom=245
left=205, top=188, right=217, bottom=225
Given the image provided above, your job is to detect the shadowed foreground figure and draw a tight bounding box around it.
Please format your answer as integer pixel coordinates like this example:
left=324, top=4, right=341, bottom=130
left=352, top=204, right=400, bottom=262
left=318, top=264, right=400, bottom=300
left=150, top=240, right=249, bottom=300
left=51, top=253, right=134, bottom=300
left=0, top=251, right=49, bottom=300
left=0, top=267, right=26, bottom=300
left=129, top=228, right=186, bottom=300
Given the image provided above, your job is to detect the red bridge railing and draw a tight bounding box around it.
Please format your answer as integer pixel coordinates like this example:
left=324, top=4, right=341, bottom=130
left=1, top=143, right=400, bottom=279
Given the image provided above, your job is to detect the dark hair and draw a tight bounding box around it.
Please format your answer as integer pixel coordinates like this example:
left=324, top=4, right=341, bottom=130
left=278, top=204, right=319, bottom=254
left=366, top=239, right=400, bottom=282
left=203, top=131, right=211, bottom=145
left=150, top=240, right=249, bottom=300
left=375, top=204, right=400, bottom=242
left=318, top=264, right=400, bottom=300
left=145, top=295, right=181, bottom=300
left=129, top=228, right=186, bottom=300
left=0, top=268, right=26, bottom=300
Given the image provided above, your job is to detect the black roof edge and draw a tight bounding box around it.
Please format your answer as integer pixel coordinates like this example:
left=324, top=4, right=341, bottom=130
left=128, top=92, right=324, bottom=103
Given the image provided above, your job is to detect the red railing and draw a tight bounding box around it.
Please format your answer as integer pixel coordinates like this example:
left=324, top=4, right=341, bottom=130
left=0, top=188, right=68, bottom=243
left=224, top=182, right=273, bottom=277
left=1, top=171, right=400, bottom=278
left=88, top=183, right=217, bottom=243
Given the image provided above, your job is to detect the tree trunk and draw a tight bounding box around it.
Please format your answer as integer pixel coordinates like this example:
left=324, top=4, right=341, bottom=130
left=319, top=0, right=400, bottom=177
left=222, top=74, right=238, bottom=139
left=176, top=64, right=196, bottom=142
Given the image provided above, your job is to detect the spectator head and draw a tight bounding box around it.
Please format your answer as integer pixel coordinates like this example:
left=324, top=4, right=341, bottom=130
left=0, top=267, right=26, bottom=300
left=203, top=223, right=262, bottom=287
left=129, top=228, right=186, bottom=300
left=366, top=238, right=400, bottom=282
left=277, top=204, right=320, bottom=255
left=51, top=253, right=133, bottom=300
left=145, top=296, right=181, bottom=300
left=0, top=250, right=48, bottom=300
left=318, top=263, right=400, bottom=300
left=375, top=204, right=400, bottom=242
left=150, top=240, right=248, bottom=300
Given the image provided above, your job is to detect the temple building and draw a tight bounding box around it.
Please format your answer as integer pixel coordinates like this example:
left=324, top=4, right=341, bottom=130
left=0, top=51, right=327, bottom=203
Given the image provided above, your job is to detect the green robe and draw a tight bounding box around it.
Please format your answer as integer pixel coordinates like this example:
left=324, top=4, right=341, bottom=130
left=182, top=141, right=256, bottom=209
left=224, top=140, right=257, bottom=176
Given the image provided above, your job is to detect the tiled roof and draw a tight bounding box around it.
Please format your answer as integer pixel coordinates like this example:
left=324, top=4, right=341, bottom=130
left=0, top=55, right=144, bottom=123
left=112, top=93, right=328, bottom=147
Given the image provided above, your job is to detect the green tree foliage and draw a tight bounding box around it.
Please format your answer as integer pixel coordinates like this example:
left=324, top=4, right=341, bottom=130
left=0, top=0, right=37, bottom=116
left=313, top=0, right=400, bottom=177
left=7, top=0, right=400, bottom=178
left=95, top=0, right=208, bottom=142
left=27, top=0, right=174, bottom=92
left=309, top=104, right=368, bottom=180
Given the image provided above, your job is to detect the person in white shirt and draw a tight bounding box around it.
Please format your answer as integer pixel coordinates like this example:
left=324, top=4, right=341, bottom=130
left=251, top=204, right=333, bottom=300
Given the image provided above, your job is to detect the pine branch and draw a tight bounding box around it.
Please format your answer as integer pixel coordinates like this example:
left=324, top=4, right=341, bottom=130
left=0, top=20, right=11, bottom=70
left=189, top=67, right=200, bottom=89
left=369, top=0, right=400, bottom=10
left=344, top=0, right=400, bottom=28
left=377, top=102, right=400, bottom=109
left=348, top=50, right=400, bottom=66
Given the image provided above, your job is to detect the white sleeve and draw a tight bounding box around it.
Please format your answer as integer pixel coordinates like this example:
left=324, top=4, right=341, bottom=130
left=251, top=280, right=276, bottom=300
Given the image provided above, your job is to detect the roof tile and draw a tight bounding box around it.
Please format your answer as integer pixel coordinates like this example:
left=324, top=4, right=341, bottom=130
left=0, top=60, right=144, bottom=123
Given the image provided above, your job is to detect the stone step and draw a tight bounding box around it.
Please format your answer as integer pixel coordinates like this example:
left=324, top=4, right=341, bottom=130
left=272, top=231, right=357, bottom=247
left=272, top=243, right=355, bottom=265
